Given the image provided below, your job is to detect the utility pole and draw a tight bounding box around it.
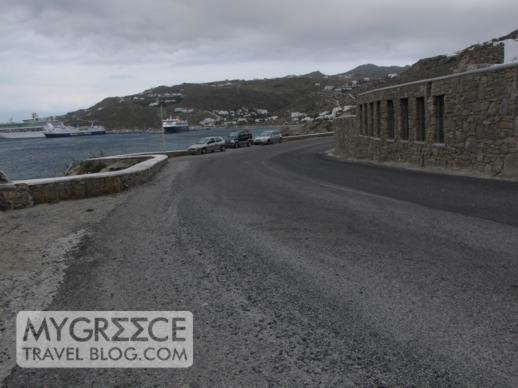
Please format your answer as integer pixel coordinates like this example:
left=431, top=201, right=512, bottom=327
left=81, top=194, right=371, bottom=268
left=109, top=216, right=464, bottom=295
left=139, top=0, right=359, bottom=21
left=160, top=101, right=165, bottom=151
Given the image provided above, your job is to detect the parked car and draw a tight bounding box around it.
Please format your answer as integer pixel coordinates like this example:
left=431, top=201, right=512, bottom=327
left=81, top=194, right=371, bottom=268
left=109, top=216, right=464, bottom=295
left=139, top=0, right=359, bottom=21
left=253, top=129, right=282, bottom=145
left=226, top=130, right=253, bottom=148
left=188, top=137, right=226, bottom=154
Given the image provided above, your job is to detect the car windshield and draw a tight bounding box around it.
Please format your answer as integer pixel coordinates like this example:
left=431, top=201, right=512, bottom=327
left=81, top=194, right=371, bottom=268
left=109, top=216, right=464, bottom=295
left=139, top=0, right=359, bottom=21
left=228, top=132, right=238, bottom=139
left=260, top=131, right=273, bottom=136
left=196, top=137, right=211, bottom=144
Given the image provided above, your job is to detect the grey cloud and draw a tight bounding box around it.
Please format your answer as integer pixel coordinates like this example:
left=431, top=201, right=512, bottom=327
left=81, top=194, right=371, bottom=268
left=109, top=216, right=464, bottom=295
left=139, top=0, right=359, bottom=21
left=0, top=0, right=516, bottom=119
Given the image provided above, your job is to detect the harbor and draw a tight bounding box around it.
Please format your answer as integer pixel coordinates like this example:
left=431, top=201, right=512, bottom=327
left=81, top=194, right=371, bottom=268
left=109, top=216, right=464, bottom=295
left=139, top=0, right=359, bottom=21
left=0, top=127, right=275, bottom=180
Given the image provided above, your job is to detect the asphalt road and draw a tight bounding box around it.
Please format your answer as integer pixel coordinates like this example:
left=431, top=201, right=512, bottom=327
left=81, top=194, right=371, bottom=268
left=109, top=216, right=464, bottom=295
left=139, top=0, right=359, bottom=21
left=4, top=138, right=518, bottom=387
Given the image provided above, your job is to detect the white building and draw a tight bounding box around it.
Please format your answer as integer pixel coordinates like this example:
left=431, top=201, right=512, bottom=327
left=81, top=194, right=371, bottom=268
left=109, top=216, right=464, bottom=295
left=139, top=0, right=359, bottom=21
left=175, top=107, right=194, bottom=113
left=504, top=39, right=518, bottom=64
left=200, top=118, right=216, bottom=127
left=291, top=112, right=306, bottom=119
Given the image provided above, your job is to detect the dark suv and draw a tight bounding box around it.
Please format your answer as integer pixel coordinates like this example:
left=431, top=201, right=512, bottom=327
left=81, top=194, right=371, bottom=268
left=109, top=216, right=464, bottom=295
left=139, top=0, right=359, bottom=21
left=226, top=130, right=253, bottom=148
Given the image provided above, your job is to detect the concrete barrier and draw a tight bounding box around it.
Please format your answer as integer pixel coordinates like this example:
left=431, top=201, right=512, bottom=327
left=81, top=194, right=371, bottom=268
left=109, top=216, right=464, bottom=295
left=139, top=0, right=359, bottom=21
left=124, top=149, right=191, bottom=158
left=1, top=154, right=167, bottom=210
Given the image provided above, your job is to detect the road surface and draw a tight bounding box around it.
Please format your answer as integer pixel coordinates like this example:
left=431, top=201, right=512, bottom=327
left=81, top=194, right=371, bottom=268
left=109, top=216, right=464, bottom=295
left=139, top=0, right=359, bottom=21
left=3, top=138, right=518, bottom=387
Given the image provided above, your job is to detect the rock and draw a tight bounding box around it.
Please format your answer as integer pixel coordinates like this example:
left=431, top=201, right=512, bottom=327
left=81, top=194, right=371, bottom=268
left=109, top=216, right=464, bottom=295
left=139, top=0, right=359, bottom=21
left=0, top=170, right=10, bottom=184
left=492, top=158, right=504, bottom=175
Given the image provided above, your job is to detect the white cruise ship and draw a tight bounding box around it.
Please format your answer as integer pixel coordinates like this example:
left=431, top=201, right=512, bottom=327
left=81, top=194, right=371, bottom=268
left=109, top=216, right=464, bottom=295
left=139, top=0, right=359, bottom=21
left=0, top=114, right=60, bottom=139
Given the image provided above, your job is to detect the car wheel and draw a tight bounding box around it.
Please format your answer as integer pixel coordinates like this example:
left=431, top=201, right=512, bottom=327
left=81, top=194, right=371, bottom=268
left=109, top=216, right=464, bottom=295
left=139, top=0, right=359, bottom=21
left=279, top=138, right=283, bottom=143
left=220, top=146, right=226, bottom=152
left=246, top=141, right=251, bottom=147
left=235, top=142, right=240, bottom=148
left=201, top=148, right=207, bottom=154
left=267, top=139, right=271, bottom=144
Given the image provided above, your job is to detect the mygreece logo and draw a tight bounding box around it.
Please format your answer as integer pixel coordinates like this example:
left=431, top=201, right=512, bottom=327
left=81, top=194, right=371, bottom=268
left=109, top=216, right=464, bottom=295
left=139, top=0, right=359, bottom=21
left=16, top=311, right=193, bottom=368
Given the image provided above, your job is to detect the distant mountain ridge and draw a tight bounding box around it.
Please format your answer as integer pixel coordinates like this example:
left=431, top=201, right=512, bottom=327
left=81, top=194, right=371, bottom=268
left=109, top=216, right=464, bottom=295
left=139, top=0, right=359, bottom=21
left=341, top=64, right=408, bottom=79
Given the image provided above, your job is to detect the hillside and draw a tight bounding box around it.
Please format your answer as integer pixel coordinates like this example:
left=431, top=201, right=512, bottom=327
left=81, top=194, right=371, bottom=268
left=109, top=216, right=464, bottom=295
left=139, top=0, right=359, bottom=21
left=62, top=64, right=406, bottom=130
left=63, top=29, right=515, bottom=130
left=366, top=33, right=510, bottom=90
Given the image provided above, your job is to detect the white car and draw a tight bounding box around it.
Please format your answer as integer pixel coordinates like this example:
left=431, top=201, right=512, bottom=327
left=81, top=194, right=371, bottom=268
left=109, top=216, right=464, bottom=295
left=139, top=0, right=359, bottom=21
left=254, top=130, right=282, bottom=145
left=188, top=137, right=226, bottom=154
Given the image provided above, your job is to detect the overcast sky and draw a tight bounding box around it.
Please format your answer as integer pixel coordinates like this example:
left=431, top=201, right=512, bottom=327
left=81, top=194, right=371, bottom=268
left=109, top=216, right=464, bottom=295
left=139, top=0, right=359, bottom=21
left=0, top=0, right=516, bottom=120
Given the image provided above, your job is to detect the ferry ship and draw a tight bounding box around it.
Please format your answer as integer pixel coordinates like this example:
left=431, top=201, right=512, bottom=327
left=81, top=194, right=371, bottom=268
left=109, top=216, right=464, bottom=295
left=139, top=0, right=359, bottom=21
left=163, top=116, right=189, bottom=133
left=43, top=123, right=106, bottom=138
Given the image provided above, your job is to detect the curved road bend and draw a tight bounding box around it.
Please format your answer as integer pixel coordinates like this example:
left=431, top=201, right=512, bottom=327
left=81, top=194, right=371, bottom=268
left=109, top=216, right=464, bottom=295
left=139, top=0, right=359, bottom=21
left=5, top=138, right=518, bottom=387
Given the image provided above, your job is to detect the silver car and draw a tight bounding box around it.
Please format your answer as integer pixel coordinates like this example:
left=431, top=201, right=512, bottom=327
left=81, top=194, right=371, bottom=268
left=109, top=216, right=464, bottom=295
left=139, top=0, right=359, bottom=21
left=253, top=129, right=282, bottom=145
left=188, top=136, right=226, bottom=154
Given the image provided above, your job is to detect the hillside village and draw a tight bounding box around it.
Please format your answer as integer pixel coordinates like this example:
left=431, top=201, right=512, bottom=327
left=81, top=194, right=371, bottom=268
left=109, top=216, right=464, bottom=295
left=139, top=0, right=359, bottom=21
left=63, top=65, right=407, bottom=131
left=62, top=30, right=518, bottom=132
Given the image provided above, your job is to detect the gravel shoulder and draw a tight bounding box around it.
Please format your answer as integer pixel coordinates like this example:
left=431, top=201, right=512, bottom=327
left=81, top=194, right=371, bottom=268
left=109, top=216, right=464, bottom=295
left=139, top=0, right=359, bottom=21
left=0, top=190, right=127, bottom=381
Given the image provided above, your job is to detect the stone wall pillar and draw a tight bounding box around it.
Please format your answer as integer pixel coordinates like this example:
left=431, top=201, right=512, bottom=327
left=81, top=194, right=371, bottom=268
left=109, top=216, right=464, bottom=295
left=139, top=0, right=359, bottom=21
left=334, top=116, right=359, bottom=158
left=0, top=170, right=34, bottom=210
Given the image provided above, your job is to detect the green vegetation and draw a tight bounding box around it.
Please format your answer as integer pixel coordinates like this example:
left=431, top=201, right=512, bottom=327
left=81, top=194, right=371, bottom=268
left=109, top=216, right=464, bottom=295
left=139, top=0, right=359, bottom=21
left=66, top=160, right=107, bottom=175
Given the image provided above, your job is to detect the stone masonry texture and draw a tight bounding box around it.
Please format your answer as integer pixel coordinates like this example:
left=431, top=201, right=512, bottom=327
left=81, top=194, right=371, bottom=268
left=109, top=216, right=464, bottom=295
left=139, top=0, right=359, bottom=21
left=335, top=63, right=518, bottom=179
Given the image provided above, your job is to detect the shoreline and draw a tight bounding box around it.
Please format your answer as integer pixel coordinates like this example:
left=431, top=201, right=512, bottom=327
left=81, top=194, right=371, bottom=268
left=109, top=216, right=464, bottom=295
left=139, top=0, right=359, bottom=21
left=114, top=123, right=305, bottom=134
left=0, top=133, right=334, bottom=210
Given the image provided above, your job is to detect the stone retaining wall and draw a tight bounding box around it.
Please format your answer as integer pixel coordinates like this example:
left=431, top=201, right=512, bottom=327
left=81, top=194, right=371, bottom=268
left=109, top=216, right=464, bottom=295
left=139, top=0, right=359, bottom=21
left=283, top=132, right=335, bottom=141
left=334, top=63, right=518, bottom=179
left=0, top=154, right=167, bottom=210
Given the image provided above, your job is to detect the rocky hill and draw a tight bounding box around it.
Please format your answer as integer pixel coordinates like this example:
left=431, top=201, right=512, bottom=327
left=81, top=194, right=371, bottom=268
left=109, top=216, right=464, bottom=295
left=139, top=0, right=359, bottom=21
left=368, top=32, right=512, bottom=90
